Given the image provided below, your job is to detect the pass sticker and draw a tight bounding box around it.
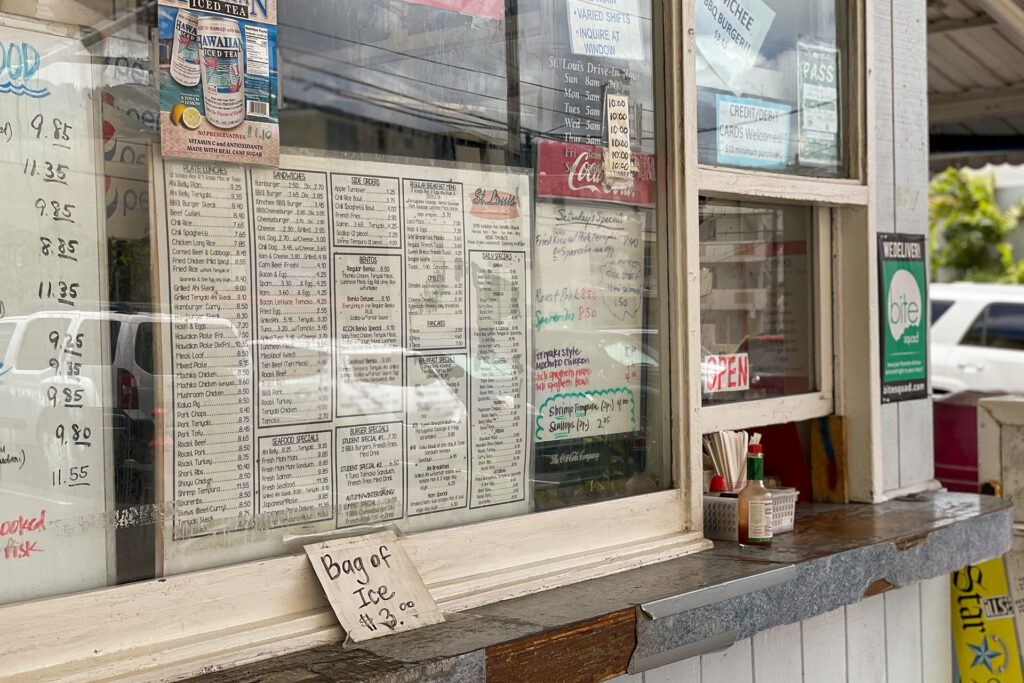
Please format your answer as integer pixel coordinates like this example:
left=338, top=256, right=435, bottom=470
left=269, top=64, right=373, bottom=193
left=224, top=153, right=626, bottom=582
left=305, top=530, right=444, bottom=642
left=798, top=41, right=840, bottom=167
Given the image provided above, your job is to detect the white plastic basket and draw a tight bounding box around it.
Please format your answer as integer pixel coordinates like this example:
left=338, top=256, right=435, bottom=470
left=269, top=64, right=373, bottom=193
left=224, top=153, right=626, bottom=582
left=703, top=488, right=799, bottom=542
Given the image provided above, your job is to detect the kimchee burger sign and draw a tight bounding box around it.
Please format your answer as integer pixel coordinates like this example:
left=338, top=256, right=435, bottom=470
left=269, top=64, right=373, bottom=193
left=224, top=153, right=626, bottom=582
left=536, top=140, right=655, bottom=206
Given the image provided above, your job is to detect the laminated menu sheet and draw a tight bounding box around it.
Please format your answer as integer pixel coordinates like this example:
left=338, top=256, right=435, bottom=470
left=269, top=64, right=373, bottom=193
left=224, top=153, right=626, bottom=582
left=0, top=13, right=112, bottom=602
left=153, top=150, right=531, bottom=572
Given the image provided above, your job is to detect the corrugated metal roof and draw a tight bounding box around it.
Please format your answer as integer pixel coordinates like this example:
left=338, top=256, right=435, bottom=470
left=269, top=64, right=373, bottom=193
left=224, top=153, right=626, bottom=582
left=927, top=0, right=1024, bottom=171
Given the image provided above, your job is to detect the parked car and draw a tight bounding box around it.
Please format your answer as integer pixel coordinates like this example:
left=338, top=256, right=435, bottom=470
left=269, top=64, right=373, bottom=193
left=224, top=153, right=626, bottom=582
left=931, top=282, right=1024, bottom=395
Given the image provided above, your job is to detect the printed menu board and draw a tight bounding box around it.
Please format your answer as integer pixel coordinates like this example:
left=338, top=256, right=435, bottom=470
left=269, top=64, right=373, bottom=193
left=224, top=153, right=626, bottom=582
left=153, top=151, right=531, bottom=571
left=0, top=14, right=111, bottom=602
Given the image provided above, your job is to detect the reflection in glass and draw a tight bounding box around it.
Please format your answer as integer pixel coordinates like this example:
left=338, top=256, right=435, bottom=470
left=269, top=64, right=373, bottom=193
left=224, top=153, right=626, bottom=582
left=699, top=199, right=816, bottom=405
left=696, top=0, right=846, bottom=176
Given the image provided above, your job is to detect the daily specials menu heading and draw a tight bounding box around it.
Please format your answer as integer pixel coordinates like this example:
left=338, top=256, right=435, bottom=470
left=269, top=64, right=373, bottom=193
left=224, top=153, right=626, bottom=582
left=154, top=152, right=532, bottom=567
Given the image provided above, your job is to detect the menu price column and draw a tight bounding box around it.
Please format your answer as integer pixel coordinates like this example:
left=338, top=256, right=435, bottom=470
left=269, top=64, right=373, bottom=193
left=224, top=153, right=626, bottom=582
left=257, top=431, right=332, bottom=528
left=334, top=253, right=403, bottom=417
left=26, top=112, right=97, bottom=462
left=469, top=251, right=528, bottom=508
left=250, top=168, right=332, bottom=428
left=403, top=179, right=466, bottom=350
left=406, top=354, right=469, bottom=516
left=164, top=161, right=255, bottom=539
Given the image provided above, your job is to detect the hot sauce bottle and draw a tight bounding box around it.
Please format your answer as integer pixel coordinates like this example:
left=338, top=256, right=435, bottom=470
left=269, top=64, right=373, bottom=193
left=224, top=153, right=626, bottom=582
left=738, top=444, right=772, bottom=547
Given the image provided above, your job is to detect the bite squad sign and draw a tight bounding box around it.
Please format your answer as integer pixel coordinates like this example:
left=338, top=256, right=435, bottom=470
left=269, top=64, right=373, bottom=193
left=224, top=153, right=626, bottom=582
left=878, top=233, right=928, bottom=402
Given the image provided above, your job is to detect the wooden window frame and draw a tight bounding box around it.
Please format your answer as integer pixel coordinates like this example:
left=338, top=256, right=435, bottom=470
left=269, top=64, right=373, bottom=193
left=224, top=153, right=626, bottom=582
left=690, top=0, right=893, bottom=509
left=698, top=203, right=836, bottom=434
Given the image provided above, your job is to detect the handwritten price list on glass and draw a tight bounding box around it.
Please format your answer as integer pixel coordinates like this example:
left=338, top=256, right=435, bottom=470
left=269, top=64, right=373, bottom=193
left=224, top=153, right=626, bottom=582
left=0, top=19, right=110, bottom=602
left=532, top=203, right=645, bottom=442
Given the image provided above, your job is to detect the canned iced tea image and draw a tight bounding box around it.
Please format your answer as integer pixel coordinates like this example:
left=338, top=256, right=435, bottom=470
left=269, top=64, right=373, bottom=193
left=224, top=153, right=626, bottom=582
left=199, top=16, right=245, bottom=129
left=169, top=9, right=200, bottom=87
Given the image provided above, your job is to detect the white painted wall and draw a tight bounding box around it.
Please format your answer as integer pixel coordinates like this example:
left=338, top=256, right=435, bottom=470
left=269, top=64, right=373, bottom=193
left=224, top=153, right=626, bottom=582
left=616, top=576, right=951, bottom=683
left=876, top=0, right=935, bottom=496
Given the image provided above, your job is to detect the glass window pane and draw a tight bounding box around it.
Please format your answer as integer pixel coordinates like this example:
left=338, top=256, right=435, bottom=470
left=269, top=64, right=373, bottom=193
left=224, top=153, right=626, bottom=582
left=134, top=323, right=155, bottom=376
left=0, top=0, right=671, bottom=605
left=984, top=304, right=1024, bottom=350
left=16, top=317, right=71, bottom=371
left=699, top=198, right=816, bottom=405
left=961, top=310, right=986, bottom=346
left=696, top=0, right=847, bottom=176
left=930, top=299, right=953, bottom=325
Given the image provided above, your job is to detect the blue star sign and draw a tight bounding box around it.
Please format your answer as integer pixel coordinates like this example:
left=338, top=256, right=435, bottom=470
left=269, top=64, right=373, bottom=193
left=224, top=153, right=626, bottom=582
left=969, top=636, right=1002, bottom=672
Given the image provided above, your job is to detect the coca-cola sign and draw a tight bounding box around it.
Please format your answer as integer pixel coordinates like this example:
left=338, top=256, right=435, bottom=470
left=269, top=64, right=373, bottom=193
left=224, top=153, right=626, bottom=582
left=536, top=140, right=655, bottom=206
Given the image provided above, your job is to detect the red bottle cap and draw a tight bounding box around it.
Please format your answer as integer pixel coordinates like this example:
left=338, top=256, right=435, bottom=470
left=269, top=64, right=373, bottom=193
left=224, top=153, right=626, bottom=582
left=747, top=444, right=763, bottom=454
left=709, top=475, right=729, bottom=492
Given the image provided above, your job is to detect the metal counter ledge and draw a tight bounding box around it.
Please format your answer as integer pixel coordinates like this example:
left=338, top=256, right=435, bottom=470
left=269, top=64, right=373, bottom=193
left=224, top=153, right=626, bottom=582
left=187, top=491, right=1012, bottom=683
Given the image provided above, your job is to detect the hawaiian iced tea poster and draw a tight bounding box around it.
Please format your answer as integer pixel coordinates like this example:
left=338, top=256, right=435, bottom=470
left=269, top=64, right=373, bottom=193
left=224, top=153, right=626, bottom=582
left=158, top=0, right=278, bottom=165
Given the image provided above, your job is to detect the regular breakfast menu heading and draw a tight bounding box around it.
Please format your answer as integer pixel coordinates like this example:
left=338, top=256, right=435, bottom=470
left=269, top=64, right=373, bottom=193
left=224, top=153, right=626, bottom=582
left=155, top=152, right=532, bottom=544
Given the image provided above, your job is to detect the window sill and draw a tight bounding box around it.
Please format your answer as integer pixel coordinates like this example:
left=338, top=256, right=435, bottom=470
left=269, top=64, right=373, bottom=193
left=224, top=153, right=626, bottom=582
left=183, top=491, right=1011, bottom=682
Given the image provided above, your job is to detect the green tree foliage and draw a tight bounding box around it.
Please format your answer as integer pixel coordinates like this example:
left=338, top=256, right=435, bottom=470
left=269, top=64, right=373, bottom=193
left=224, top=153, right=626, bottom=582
left=929, top=167, right=1024, bottom=282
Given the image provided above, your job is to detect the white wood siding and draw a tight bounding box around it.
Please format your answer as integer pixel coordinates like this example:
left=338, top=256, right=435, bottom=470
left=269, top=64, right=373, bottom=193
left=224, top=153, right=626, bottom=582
left=879, top=0, right=935, bottom=493
left=845, top=593, right=887, bottom=682
left=892, top=0, right=935, bottom=490
left=885, top=584, right=924, bottom=682
left=752, top=622, right=802, bottom=683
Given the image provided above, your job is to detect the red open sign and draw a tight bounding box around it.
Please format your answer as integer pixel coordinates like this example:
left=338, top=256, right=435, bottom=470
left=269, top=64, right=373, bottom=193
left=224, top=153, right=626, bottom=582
left=704, top=353, right=750, bottom=393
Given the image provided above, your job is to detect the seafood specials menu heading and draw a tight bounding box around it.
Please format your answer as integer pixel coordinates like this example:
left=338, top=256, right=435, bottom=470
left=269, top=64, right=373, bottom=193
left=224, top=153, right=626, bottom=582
left=154, top=151, right=532, bottom=570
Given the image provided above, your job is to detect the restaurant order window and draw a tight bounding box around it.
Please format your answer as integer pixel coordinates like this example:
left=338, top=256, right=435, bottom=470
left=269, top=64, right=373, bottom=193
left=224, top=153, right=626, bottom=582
left=694, top=0, right=852, bottom=435
left=0, top=0, right=864, bottom=676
